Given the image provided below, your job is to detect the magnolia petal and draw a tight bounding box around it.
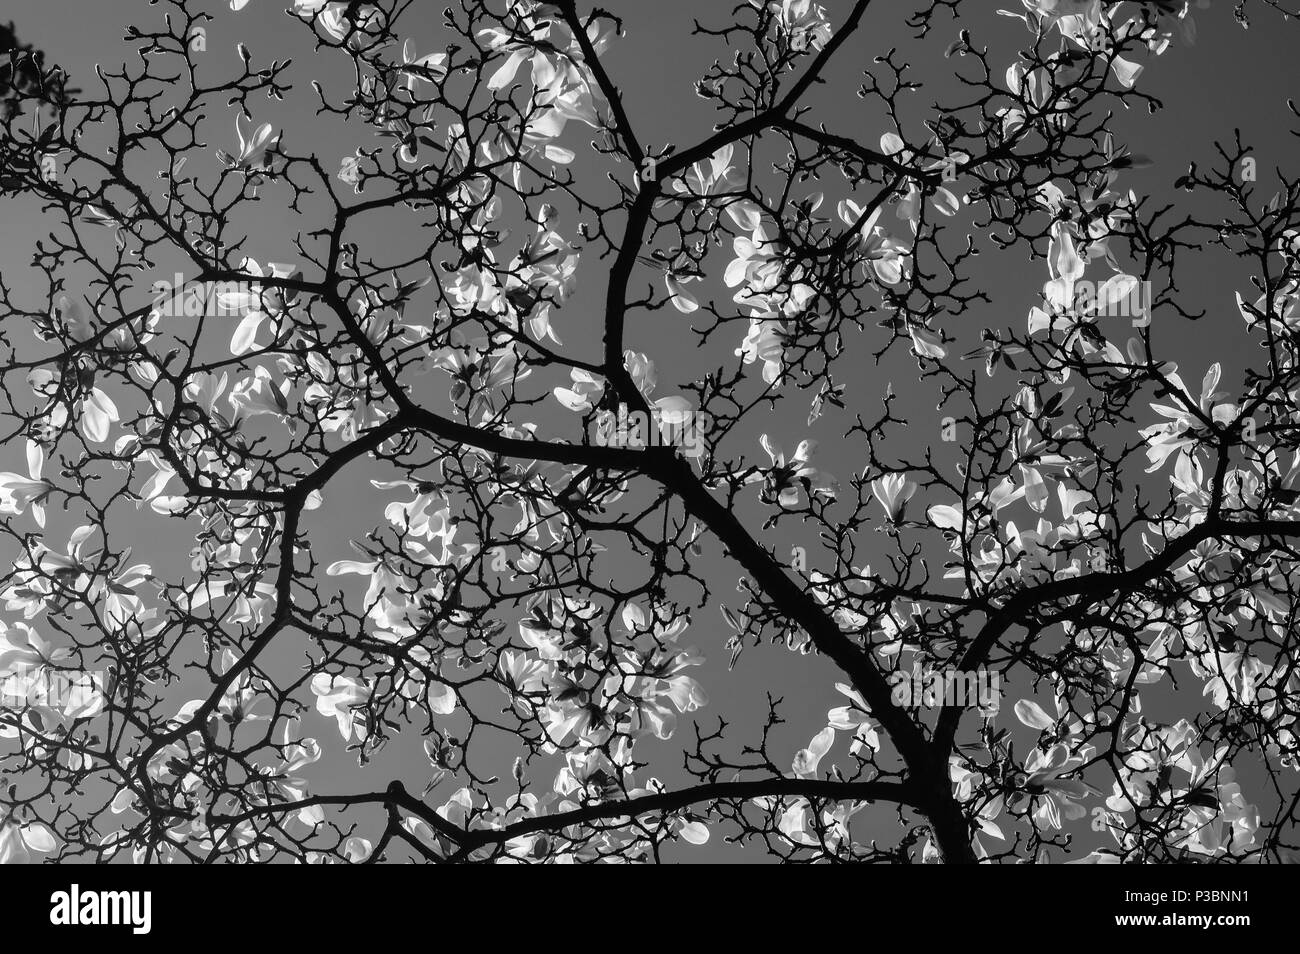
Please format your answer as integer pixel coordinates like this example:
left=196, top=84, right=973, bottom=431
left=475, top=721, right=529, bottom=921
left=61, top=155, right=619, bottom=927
left=927, top=503, right=964, bottom=530
left=792, top=726, right=836, bottom=777
left=678, top=821, right=710, bottom=845
left=487, top=49, right=529, bottom=91
left=724, top=199, right=762, bottom=232
left=326, top=559, right=378, bottom=576
left=1111, top=56, right=1143, bottom=89
left=427, top=680, right=457, bottom=715
left=21, top=823, right=57, bottom=853
left=930, top=187, right=960, bottom=216
left=1096, top=274, right=1139, bottom=313
left=1014, top=699, right=1055, bottom=731
left=665, top=275, right=699, bottom=313
left=909, top=326, right=946, bottom=359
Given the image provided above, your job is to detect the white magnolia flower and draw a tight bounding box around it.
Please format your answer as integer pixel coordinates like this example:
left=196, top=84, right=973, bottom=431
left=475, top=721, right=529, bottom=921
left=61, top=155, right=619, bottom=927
left=1140, top=364, right=1236, bottom=472
left=752, top=433, right=837, bottom=506
left=484, top=24, right=603, bottom=164
left=0, top=441, right=52, bottom=527
left=398, top=37, right=448, bottom=94
left=553, top=368, right=604, bottom=412
left=826, top=683, right=880, bottom=755
left=216, top=259, right=300, bottom=355
left=219, top=114, right=280, bottom=171
left=0, top=812, right=56, bottom=864
left=792, top=726, right=835, bottom=778
left=838, top=198, right=909, bottom=284
left=724, top=227, right=781, bottom=300
left=1006, top=743, right=1099, bottom=830
left=311, top=673, right=371, bottom=740
left=28, top=366, right=119, bottom=446
left=872, top=473, right=917, bottom=524
left=735, top=315, right=786, bottom=385
left=229, top=365, right=291, bottom=419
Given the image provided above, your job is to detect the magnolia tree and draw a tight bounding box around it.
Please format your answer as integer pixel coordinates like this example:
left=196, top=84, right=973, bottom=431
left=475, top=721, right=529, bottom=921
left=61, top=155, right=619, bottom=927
left=1, top=0, right=1299, bottom=864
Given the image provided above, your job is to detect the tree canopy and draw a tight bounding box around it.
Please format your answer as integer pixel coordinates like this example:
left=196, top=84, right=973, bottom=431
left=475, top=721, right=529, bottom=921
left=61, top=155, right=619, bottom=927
left=1, top=0, right=1299, bottom=864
